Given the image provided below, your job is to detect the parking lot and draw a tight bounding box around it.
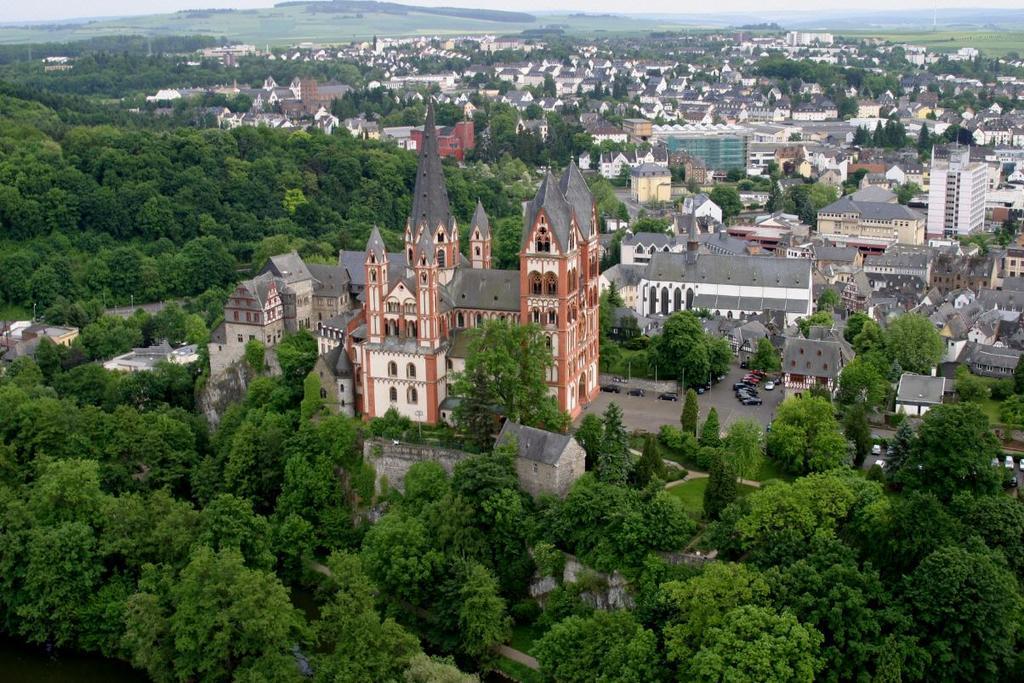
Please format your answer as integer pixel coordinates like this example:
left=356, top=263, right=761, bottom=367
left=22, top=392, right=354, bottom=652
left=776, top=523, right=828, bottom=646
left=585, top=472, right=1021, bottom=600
left=578, top=363, right=784, bottom=435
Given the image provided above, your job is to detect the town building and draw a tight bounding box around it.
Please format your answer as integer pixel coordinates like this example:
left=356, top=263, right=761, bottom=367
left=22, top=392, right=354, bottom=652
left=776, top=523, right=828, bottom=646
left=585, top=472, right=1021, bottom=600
left=630, top=163, right=671, bottom=204
left=410, top=120, right=474, bottom=160
left=927, top=146, right=987, bottom=239
left=817, top=188, right=926, bottom=245
left=497, top=421, right=585, bottom=498
left=895, top=373, right=946, bottom=416
left=781, top=327, right=853, bottom=397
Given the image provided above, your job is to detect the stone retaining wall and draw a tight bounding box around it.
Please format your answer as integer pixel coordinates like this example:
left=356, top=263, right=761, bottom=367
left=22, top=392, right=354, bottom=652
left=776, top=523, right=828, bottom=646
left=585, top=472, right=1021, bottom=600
left=598, top=372, right=678, bottom=394
left=363, top=438, right=473, bottom=494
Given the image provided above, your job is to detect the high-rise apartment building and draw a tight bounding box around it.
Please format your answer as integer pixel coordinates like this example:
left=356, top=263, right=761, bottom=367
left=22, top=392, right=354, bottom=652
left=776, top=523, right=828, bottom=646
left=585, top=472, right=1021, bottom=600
left=926, top=146, right=987, bottom=239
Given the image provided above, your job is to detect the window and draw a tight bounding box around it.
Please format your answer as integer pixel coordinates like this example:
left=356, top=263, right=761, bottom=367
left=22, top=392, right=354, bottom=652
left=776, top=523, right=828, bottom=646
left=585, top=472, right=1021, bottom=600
left=237, top=334, right=243, bottom=343
left=532, top=308, right=540, bottom=323
left=437, top=248, right=446, bottom=268
left=406, top=363, right=416, bottom=379
left=545, top=274, right=558, bottom=296
left=388, top=361, right=397, bottom=377
left=547, top=310, right=557, bottom=325
left=474, top=246, right=481, bottom=256
left=389, top=387, right=398, bottom=402
left=233, top=311, right=239, bottom=321
left=531, top=272, right=542, bottom=295
left=407, top=387, right=418, bottom=404
left=535, top=226, right=551, bottom=253
left=457, top=312, right=464, bottom=327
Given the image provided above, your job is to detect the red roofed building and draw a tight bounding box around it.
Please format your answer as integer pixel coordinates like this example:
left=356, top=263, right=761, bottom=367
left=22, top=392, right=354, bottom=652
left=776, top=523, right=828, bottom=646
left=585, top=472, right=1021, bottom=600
left=411, top=120, right=474, bottom=161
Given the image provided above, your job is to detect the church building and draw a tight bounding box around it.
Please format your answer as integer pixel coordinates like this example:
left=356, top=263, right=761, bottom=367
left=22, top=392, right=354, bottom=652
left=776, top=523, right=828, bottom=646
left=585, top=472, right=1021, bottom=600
left=210, top=103, right=601, bottom=424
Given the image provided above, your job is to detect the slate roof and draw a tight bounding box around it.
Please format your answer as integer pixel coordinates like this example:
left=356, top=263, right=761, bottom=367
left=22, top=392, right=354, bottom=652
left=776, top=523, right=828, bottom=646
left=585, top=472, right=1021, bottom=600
left=602, top=263, right=646, bottom=288
left=307, top=263, right=350, bottom=298
left=264, top=251, right=313, bottom=283
left=321, top=344, right=353, bottom=378
left=850, top=186, right=897, bottom=203
left=820, top=195, right=924, bottom=221
left=782, top=336, right=853, bottom=380
left=470, top=200, right=490, bottom=239
left=643, top=252, right=811, bottom=289
left=497, top=421, right=575, bottom=466
left=558, top=162, right=596, bottom=238
left=444, top=268, right=520, bottom=311
left=896, top=373, right=945, bottom=405
left=409, top=101, right=454, bottom=236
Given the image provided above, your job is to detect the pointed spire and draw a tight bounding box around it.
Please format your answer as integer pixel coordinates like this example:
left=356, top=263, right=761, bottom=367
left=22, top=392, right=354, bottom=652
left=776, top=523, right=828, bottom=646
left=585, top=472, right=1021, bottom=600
left=558, top=161, right=595, bottom=238
left=409, top=99, right=452, bottom=236
left=471, top=199, right=490, bottom=238
left=366, top=225, right=387, bottom=262
left=415, top=223, right=436, bottom=266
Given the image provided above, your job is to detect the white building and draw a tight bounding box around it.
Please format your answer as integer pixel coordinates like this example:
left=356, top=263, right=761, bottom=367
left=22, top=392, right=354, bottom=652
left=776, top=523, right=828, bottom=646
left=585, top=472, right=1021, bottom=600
left=927, top=147, right=987, bottom=239
left=785, top=31, right=834, bottom=47
left=681, top=194, right=723, bottom=224
left=636, top=245, right=812, bottom=326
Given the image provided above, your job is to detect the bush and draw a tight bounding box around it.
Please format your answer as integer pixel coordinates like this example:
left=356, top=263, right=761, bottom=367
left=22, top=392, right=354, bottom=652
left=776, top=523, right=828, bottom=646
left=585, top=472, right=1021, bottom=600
left=510, top=599, right=542, bottom=625
left=866, top=464, right=886, bottom=482
left=623, top=336, right=649, bottom=351
left=991, top=379, right=1015, bottom=401
left=696, top=446, right=720, bottom=471
left=244, top=339, right=265, bottom=371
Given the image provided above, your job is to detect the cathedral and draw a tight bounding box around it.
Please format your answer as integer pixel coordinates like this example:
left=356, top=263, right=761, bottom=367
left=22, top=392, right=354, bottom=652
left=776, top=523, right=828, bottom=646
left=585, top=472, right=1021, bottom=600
left=209, top=103, right=601, bottom=424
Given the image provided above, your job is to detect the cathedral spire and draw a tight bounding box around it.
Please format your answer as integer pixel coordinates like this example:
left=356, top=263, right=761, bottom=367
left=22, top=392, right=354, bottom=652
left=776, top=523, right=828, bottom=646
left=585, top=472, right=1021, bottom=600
left=409, top=99, right=453, bottom=237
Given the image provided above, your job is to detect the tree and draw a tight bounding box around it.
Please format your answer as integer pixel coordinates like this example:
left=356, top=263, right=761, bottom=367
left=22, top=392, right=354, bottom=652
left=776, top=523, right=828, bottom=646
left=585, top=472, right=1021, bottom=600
left=797, top=310, right=833, bottom=337
left=688, top=606, right=823, bottom=683
left=403, top=654, right=478, bottom=683
left=244, top=339, right=265, bottom=372
left=650, top=311, right=721, bottom=388
left=901, top=546, right=1021, bottom=682
left=955, top=364, right=989, bottom=403
left=595, top=402, right=631, bottom=485
left=709, top=186, right=742, bottom=220
left=360, top=513, right=442, bottom=607
left=1014, top=354, right=1024, bottom=394
left=817, top=288, right=839, bottom=312
left=573, top=414, right=603, bottom=470
left=884, top=314, right=944, bottom=375
left=897, top=403, right=1002, bottom=500
left=884, top=420, right=915, bottom=478
left=632, top=434, right=667, bottom=487
left=681, top=389, right=699, bottom=436
left=843, top=312, right=872, bottom=344
left=837, top=357, right=889, bottom=409
left=723, top=419, right=763, bottom=481
left=453, top=320, right=565, bottom=448
left=843, top=403, right=872, bottom=466
left=704, top=452, right=738, bottom=520
left=123, top=547, right=307, bottom=683
left=450, top=561, right=511, bottom=660
left=749, top=337, right=780, bottom=373
left=534, top=611, right=664, bottom=683
left=699, top=407, right=721, bottom=447
left=275, top=330, right=318, bottom=398
left=313, top=551, right=421, bottom=682
left=767, top=396, right=848, bottom=474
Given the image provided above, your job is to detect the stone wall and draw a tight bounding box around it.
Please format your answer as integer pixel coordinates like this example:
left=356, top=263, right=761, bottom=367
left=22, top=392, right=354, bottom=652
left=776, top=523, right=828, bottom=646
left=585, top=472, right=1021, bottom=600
left=363, top=439, right=474, bottom=494
left=598, top=372, right=678, bottom=394
left=529, top=552, right=636, bottom=611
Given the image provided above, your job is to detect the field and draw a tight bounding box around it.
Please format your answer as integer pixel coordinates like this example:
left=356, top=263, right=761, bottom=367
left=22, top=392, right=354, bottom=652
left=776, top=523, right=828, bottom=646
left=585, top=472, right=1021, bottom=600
left=0, top=7, right=685, bottom=46
left=666, top=478, right=758, bottom=517
left=838, top=30, right=1024, bottom=56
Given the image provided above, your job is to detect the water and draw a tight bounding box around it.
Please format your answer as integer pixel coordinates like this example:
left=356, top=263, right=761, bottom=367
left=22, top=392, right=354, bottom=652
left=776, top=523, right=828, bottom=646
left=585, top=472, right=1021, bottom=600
left=0, top=637, right=148, bottom=683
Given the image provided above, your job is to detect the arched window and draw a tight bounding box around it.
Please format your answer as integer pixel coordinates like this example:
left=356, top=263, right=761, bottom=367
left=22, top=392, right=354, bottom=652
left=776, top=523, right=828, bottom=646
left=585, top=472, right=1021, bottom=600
left=532, top=308, right=540, bottom=323
left=457, top=312, right=464, bottom=327
left=387, top=361, right=397, bottom=377
left=407, top=387, right=418, bottom=404
left=436, top=230, right=445, bottom=243
left=545, top=273, right=558, bottom=296
left=389, top=387, right=398, bottom=402
left=530, top=272, right=542, bottom=295
left=437, top=248, right=446, bottom=268
left=547, top=309, right=557, bottom=325
left=407, top=248, right=413, bottom=262
left=635, top=244, right=645, bottom=255
left=474, top=246, right=481, bottom=256
left=406, top=363, right=416, bottom=379
left=370, top=271, right=377, bottom=283
left=535, top=226, right=551, bottom=253
left=476, top=313, right=483, bottom=327
left=408, top=322, right=417, bottom=337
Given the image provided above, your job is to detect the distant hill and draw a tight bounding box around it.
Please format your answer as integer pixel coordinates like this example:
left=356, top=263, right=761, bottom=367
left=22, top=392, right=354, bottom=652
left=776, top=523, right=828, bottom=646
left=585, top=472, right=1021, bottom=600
left=276, top=0, right=534, bottom=24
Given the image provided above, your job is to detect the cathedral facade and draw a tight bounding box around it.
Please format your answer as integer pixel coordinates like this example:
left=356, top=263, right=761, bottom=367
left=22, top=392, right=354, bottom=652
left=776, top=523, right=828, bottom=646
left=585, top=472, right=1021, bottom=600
left=210, top=104, right=601, bottom=424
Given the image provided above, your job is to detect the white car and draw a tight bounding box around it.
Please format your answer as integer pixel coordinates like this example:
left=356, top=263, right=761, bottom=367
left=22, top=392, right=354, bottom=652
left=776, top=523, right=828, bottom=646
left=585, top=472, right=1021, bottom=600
left=1006, top=455, right=1015, bottom=470
left=871, top=444, right=882, bottom=456
left=764, top=381, right=775, bottom=391
left=874, top=459, right=886, bottom=469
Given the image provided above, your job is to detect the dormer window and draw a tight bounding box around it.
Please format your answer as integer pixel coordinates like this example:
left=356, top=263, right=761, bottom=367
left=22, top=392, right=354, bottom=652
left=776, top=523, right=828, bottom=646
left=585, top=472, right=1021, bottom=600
left=436, top=230, right=445, bottom=243
left=535, top=226, right=551, bottom=253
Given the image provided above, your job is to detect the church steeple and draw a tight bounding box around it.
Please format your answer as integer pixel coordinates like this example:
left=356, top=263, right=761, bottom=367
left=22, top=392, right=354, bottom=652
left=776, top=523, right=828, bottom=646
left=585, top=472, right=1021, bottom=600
left=469, top=200, right=491, bottom=269
left=364, top=225, right=389, bottom=343
left=407, top=100, right=458, bottom=279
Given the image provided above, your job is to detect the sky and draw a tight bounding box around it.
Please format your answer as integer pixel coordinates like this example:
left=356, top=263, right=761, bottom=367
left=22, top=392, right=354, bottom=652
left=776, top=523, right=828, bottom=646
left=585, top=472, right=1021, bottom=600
left=3, top=0, right=1022, bottom=25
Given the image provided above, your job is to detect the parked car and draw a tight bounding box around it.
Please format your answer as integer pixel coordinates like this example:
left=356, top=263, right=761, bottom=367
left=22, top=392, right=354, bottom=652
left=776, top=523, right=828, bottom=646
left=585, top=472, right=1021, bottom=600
left=736, top=387, right=758, bottom=397
left=871, top=444, right=882, bottom=456
left=743, top=375, right=761, bottom=384
left=696, top=386, right=706, bottom=395
left=733, top=381, right=753, bottom=390
left=763, top=381, right=775, bottom=391
left=751, top=370, right=766, bottom=378
left=600, top=384, right=621, bottom=393
left=740, top=359, right=749, bottom=369
left=627, top=387, right=645, bottom=397
left=742, top=397, right=763, bottom=406
left=658, top=392, right=679, bottom=401
left=613, top=376, right=628, bottom=383
left=1005, top=455, right=1015, bottom=469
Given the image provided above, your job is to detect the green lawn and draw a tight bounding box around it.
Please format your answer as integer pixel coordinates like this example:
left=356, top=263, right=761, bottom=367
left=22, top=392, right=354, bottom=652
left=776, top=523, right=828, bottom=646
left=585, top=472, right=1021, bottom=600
left=493, top=658, right=543, bottom=683
left=666, top=478, right=757, bottom=518
left=979, top=398, right=1004, bottom=426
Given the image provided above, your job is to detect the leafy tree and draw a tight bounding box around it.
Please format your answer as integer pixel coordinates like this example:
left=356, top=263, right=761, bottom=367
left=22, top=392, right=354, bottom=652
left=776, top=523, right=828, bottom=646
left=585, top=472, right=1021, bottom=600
left=244, top=339, right=265, bottom=372
left=955, top=364, right=989, bottom=402
left=885, top=420, right=915, bottom=478
left=767, top=396, right=847, bottom=474
left=797, top=310, right=833, bottom=337
left=449, top=561, right=511, bottom=660
left=595, top=403, right=631, bottom=485
left=360, top=513, right=442, bottom=607
left=649, top=311, right=731, bottom=389
left=534, top=610, right=664, bottom=683
left=453, top=319, right=565, bottom=447
left=123, top=547, right=307, bottom=683
left=723, top=419, right=763, bottom=481
left=901, top=546, right=1021, bottom=682
left=688, top=605, right=823, bottom=683
left=852, top=319, right=885, bottom=355
left=681, top=389, right=699, bottom=436
left=837, top=357, right=890, bottom=409
left=709, top=186, right=742, bottom=220
left=313, top=551, right=421, bottom=682
left=749, top=337, right=780, bottom=373
left=817, top=288, right=839, bottom=312
left=843, top=403, right=872, bottom=466
left=699, top=407, right=721, bottom=447
left=573, top=414, right=604, bottom=470
left=632, top=434, right=667, bottom=487
left=275, top=330, right=318, bottom=399
left=897, top=403, right=1002, bottom=500
left=884, top=314, right=944, bottom=375
left=704, top=452, right=739, bottom=520
left=843, top=312, right=872, bottom=343
left=403, top=654, right=478, bottom=683
left=1014, top=354, right=1024, bottom=394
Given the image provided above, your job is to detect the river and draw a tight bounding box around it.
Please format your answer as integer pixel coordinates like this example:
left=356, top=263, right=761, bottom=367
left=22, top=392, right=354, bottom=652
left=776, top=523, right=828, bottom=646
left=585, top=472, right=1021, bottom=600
left=0, top=637, right=147, bottom=682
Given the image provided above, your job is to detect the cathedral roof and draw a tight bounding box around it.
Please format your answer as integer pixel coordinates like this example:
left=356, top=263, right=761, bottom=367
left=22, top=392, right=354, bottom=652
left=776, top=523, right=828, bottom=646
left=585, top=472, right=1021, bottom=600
left=524, top=170, right=574, bottom=250
left=444, top=267, right=520, bottom=312
left=365, top=225, right=387, bottom=263
left=557, top=162, right=596, bottom=238
left=409, top=100, right=454, bottom=236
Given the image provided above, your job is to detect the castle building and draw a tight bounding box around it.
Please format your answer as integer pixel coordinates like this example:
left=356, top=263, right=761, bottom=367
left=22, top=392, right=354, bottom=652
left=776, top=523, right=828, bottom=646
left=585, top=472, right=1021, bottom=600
left=209, top=103, right=601, bottom=424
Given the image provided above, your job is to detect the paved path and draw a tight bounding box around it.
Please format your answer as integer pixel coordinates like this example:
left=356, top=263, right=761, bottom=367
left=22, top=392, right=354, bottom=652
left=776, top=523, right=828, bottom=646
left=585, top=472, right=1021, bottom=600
left=496, top=645, right=540, bottom=671
left=663, top=469, right=762, bottom=489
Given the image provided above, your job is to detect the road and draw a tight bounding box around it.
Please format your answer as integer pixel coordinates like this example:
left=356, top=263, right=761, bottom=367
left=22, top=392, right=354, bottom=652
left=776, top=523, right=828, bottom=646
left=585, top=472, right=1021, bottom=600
left=578, top=363, right=784, bottom=435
